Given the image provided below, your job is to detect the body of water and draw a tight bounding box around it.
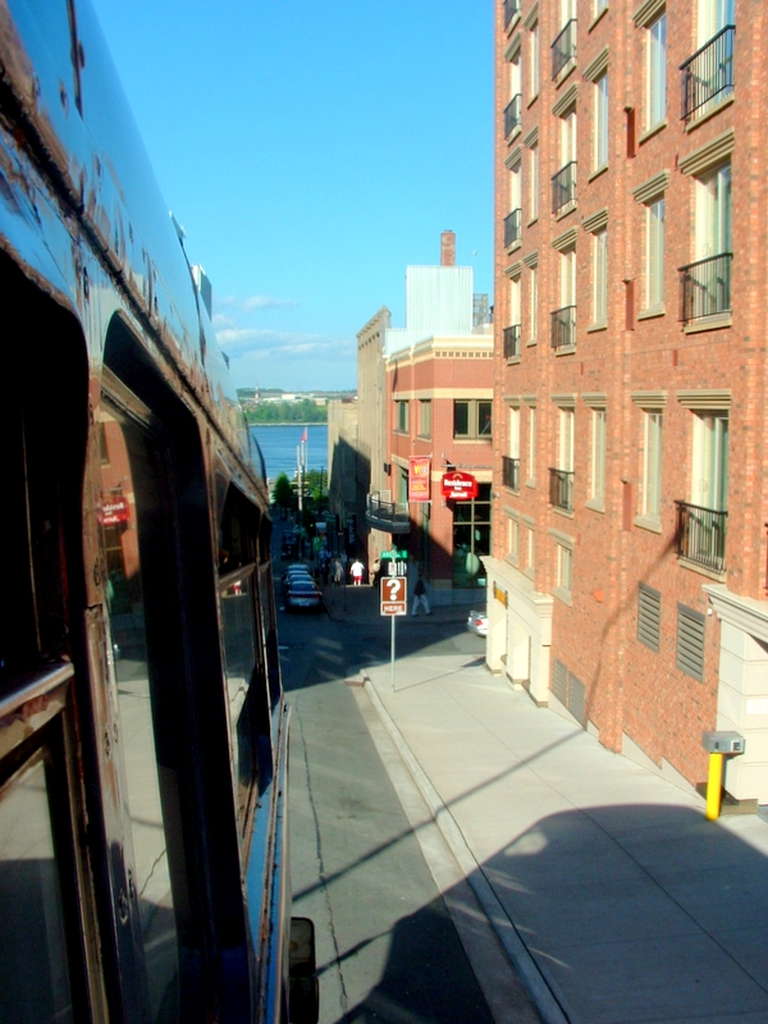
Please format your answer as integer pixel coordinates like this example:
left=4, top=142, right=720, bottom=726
left=250, top=424, right=328, bottom=482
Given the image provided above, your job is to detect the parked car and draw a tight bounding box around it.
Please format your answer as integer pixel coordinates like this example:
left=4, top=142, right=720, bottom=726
left=285, top=578, right=324, bottom=613
left=466, top=609, right=488, bottom=637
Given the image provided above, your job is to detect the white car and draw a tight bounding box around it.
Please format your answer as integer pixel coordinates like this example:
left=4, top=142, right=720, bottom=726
left=466, top=610, right=488, bottom=638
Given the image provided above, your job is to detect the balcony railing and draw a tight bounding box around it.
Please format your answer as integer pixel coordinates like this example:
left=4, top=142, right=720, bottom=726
left=679, top=253, right=732, bottom=324
left=502, top=456, right=520, bottom=492
left=504, top=0, right=520, bottom=29
left=551, top=305, right=576, bottom=350
left=549, top=468, right=574, bottom=512
left=504, top=208, right=522, bottom=248
left=675, top=501, right=727, bottom=573
left=504, top=93, right=522, bottom=137
left=680, top=25, right=735, bottom=124
left=551, top=161, right=577, bottom=214
left=503, top=323, right=521, bottom=359
left=366, top=491, right=411, bottom=534
left=551, top=19, right=577, bottom=80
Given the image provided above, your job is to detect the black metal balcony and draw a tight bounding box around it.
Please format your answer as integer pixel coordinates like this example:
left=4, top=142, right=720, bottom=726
left=550, top=305, right=576, bottom=351
left=503, top=323, right=521, bottom=359
left=504, top=0, right=520, bottom=29
left=551, top=19, right=577, bottom=80
left=679, top=253, right=732, bottom=324
left=502, top=456, right=520, bottom=492
left=675, top=501, right=727, bottom=573
left=504, top=93, right=522, bottom=137
left=549, top=468, right=574, bottom=512
left=504, top=208, right=522, bottom=248
left=366, top=491, right=411, bottom=534
left=551, top=161, right=577, bottom=214
left=680, top=26, right=735, bottom=124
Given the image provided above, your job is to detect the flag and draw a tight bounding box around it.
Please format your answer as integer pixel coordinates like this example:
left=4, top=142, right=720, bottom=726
left=301, top=427, right=308, bottom=443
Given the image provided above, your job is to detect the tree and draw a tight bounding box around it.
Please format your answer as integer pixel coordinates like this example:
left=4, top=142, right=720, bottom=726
left=272, top=472, right=295, bottom=511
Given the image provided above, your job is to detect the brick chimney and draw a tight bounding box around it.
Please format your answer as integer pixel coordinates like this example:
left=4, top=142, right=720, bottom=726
left=440, top=230, right=456, bottom=266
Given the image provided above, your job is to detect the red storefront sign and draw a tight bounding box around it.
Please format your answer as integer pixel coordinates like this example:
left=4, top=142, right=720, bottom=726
left=101, top=497, right=130, bottom=526
left=408, top=456, right=431, bottom=502
left=441, top=471, right=478, bottom=501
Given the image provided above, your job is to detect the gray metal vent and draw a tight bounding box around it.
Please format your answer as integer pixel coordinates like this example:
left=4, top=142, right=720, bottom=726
left=676, top=604, right=706, bottom=682
left=638, top=583, right=661, bottom=653
left=569, top=674, right=586, bottom=725
left=553, top=659, right=568, bottom=704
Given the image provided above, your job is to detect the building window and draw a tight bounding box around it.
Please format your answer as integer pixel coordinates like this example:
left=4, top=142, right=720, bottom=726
left=681, top=0, right=734, bottom=123
left=691, top=411, right=729, bottom=512
left=396, top=400, right=409, bottom=433
left=418, top=400, right=431, bottom=438
left=504, top=406, right=521, bottom=491
left=452, top=484, right=491, bottom=588
left=527, top=405, right=536, bottom=484
left=529, top=143, right=539, bottom=221
left=594, top=72, right=609, bottom=170
left=550, top=407, right=575, bottom=511
left=454, top=400, right=492, bottom=439
left=505, top=51, right=522, bottom=138
left=647, top=12, right=666, bottom=130
left=642, top=410, right=663, bottom=520
left=552, top=110, right=577, bottom=214
left=646, top=197, right=665, bottom=310
left=681, top=162, right=731, bottom=323
left=506, top=160, right=522, bottom=248
left=529, top=20, right=540, bottom=97
left=595, top=0, right=608, bottom=16
left=552, top=247, right=576, bottom=350
left=675, top=410, right=728, bottom=571
left=555, top=542, right=573, bottom=596
left=528, top=262, right=538, bottom=343
left=592, top=228, right=608, bottom=325
left=508, top=516, right=520, bottom=561
left=590, top=408, right=606, bottom=506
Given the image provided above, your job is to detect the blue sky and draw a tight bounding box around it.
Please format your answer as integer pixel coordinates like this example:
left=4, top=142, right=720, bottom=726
left=89, top=0, right=494, bottom=392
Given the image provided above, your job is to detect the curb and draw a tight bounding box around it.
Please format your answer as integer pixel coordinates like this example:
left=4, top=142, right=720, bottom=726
left=361, top=672, right=570, bottom=1024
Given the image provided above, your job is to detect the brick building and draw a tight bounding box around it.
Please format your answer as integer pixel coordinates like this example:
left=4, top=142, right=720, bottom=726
left=486, top=0, right=768, bottom=802
left=363, top=233, right=495, bottom=602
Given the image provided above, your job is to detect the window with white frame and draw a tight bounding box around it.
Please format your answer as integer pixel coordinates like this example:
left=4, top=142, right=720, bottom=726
left=508, top=516, right=520, bottom=561
left=592, top=228, right=608, bottom=324
left=529, top=20, right=540, bottom=97
left=559, top=407, right=575, bottom=473
left=642, top=410, right=663, bottom=519
left=691, top=411, right=729, bottom=511
left=646, top=196, right=665, bottom=309
left=594, top=72, right=609, bottom=170
left=396, top=399, right=409, bottom=433
left=529, top=263, right=538, bottom=342
left=527, top=404, right=536, bottom=483
left=647, top=12, right=666, bottom=130
left=529, top=143, right=539, bottom=221
left=590, top=407, right=606, bottom=505
left=418, top=399, right=431, bottom=438
left=556, top=542, right=573, bottom=593
left=696, top=162, right=731, bottom=261
left=698, top=0, right=734, bottom=46
left=510, top=274, right=521, bottom=329
left=509, top=406, right=521, bottom=460
left=526, top=525, right=535, bottom=572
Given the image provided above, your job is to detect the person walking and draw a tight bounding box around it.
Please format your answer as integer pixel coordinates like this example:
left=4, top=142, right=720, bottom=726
left=350, top=558, right=364, bottom=586
left=411, top=572, right=431, bottom=616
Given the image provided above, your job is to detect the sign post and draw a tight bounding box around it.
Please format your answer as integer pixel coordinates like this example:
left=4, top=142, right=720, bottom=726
left=380, top=576, right=407, bottom=691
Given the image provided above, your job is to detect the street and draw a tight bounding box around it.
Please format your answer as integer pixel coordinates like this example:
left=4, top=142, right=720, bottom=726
left=280, top=591, right=497, bottom=1024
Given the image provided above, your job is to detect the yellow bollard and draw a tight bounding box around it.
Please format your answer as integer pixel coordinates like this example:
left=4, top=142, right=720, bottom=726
left=705, top=751, right=724, bottom=820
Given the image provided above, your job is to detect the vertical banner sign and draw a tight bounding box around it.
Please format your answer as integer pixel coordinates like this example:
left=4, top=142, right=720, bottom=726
left=408, top=456, right=431, bottom=502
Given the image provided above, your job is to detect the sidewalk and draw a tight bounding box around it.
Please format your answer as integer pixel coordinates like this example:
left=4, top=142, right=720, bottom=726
left=335, top=586, right=768, bottom=1024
